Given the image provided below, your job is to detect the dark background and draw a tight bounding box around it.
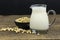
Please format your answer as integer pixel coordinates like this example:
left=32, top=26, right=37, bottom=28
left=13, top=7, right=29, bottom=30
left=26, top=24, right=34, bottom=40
left=0, top=0, right=60, bottom=15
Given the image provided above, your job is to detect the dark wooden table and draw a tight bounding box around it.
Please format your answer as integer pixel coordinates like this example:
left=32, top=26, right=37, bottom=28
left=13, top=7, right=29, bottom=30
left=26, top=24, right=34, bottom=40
left=0, top=15, right=60, bottom=40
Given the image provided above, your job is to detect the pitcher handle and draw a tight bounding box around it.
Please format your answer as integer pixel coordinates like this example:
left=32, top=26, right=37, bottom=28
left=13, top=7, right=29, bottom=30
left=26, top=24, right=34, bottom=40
left=48, top=10, right=56, bottom=26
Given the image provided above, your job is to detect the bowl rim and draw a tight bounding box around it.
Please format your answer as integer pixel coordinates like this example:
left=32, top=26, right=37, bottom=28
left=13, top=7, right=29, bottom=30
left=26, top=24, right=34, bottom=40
left=15, top=17, right=30, bottom=23
left=14, top=20, right=29, bottom=23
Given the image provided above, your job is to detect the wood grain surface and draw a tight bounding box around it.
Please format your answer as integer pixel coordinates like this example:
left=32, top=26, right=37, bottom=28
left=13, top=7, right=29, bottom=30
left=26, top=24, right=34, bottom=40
left=0, top=15, right=60, bottom=40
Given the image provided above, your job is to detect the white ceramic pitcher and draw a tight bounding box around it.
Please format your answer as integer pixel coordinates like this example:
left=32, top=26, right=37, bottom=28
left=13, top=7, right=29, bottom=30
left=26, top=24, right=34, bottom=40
left=30, top=4, right=56, bottom=34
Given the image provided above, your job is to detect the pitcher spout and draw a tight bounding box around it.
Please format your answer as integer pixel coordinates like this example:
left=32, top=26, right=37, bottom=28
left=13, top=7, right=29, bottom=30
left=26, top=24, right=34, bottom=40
left=30, top=4, right=47, bottom=13
left=30, top=4, right=47, bottom=8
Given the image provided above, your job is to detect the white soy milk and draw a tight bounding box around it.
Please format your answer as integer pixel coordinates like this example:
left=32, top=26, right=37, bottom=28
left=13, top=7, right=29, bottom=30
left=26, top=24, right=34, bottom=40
left=30, top=7, right=49, bottom=30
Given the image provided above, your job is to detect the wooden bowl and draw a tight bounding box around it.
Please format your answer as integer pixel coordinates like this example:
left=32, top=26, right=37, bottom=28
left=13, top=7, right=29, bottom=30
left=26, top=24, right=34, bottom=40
left=14, top=17, right=30, bottom=30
